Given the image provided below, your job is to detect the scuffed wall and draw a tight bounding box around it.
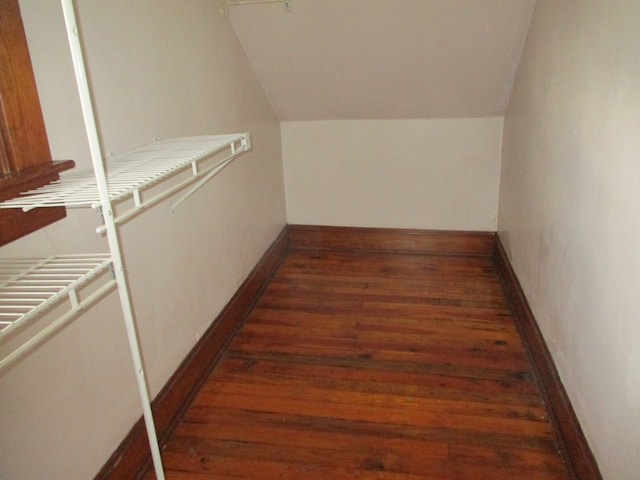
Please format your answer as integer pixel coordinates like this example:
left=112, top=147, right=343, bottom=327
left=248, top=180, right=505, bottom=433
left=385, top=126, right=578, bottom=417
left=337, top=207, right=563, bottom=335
left=498, top=1, right=640, bottom=478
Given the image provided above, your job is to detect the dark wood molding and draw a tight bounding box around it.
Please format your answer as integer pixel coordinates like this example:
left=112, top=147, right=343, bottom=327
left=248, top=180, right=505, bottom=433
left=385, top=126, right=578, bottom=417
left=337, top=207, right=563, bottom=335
left=288, top=224, right=496, bottom=257
left=493, top=235, right=602, bottom=480
left=0, top=0, right=53, bottom=174
left=0, top=0, right=71, bottom=246
left=0, top=159, right=75, bottom=189
left=0, top=160, right=75, bottom=246
left=94, top=226, right=290, bottom=480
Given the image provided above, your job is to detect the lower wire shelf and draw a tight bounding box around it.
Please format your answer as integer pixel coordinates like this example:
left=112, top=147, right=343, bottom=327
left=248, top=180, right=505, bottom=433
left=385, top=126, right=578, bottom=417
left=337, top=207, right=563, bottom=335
left=0, top=254, right=116, bottom=373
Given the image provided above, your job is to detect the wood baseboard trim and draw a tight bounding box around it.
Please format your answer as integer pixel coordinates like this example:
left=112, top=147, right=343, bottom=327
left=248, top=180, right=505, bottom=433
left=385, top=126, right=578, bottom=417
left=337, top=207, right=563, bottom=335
left=94, top=226, right=290, bottom=480
left=493, top=235, right=602, bottom=480
left=288, top=224, right=496, bottom=257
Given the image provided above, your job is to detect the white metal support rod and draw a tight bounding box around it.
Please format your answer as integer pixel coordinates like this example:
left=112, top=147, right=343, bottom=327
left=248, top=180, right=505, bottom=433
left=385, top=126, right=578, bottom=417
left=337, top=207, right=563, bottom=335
left=170, top=152, right=237, bottom=212
left=59, top=2, right=166, bottom=479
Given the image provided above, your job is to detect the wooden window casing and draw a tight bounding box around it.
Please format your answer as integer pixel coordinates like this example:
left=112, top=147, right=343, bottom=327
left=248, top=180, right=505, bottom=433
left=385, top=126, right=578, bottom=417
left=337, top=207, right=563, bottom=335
left=0, top=0, right=74, bottom=246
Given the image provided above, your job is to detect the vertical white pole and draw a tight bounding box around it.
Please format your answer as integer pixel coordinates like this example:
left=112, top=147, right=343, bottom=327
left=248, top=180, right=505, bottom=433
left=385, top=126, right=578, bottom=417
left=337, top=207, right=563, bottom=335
left=59, top=1, right=166, bottom=478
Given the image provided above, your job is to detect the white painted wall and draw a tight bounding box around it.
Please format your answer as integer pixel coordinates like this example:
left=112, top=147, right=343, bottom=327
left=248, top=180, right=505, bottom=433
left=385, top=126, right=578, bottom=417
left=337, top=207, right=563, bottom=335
left=282, top=118, right=503, bottom=231
left=0, top=1, right=286, bottom=479
left=498, top=1, right=640, bottom=479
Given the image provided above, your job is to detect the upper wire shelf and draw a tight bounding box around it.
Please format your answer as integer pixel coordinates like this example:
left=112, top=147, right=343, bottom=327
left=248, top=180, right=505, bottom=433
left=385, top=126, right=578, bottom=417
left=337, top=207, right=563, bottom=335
left=0, top=133, right=251, bottom=230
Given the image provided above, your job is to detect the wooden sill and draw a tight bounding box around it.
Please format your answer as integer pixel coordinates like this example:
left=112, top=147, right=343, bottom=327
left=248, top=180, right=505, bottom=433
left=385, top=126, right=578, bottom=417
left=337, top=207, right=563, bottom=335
left=0, top=159, right=75, bottom=246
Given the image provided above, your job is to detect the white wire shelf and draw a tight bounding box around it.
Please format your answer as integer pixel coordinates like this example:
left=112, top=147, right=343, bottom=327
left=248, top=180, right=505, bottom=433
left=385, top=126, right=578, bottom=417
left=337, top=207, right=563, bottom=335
left=0, top=254, right=116, bottom=373
left=0, top=133, right=251, bottom=230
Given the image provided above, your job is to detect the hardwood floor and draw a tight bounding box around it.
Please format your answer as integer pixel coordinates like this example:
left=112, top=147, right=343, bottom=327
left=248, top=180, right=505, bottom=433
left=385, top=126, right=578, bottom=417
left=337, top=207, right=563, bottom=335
left=144, top=248, right=571, bottom=479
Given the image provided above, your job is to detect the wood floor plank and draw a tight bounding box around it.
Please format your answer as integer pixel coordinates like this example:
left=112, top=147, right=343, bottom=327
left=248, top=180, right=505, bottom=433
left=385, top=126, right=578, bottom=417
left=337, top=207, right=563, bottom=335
left=235, top=320, right=524, bottom=352
left=248, top=307, right=520, bottom=334
left=178, top=408, right=561, bottom=454
left=227, top=338, right=532, bottom=372
left=143, top=248, right=571, bottom=480
left=188, top=391, right=555, bottom=440
left=216, top=357, right=543, bottom=401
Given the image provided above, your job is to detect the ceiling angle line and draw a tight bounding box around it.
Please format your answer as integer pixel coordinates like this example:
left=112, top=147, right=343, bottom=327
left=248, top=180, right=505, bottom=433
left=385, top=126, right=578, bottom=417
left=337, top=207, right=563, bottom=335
left=220, top=0, right=292, bottom=16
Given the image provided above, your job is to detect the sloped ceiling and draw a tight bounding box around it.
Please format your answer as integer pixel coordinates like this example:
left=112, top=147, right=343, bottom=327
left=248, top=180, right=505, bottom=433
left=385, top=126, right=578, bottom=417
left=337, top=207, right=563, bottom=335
left=228, top=0, right=535, bottom=121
